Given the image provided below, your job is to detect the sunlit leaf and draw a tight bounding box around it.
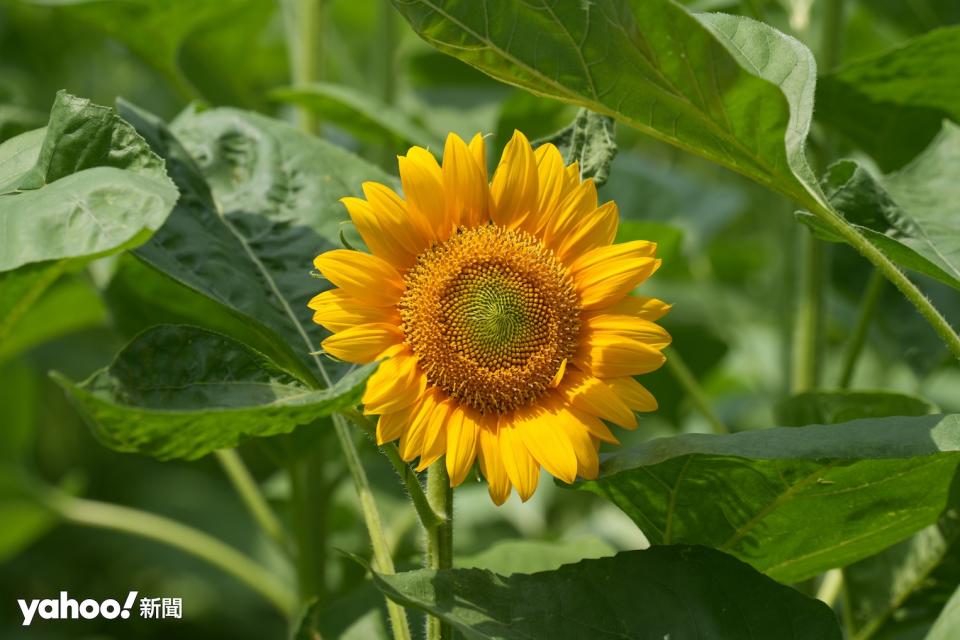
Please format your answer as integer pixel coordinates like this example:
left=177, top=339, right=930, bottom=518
left=373, top=546, right=842, bottom=639
left=928, top=583, right=960, bottom=640
left=53, top=325, right=375, bottom=460
left=391, top=1, right=823, bottom=207
left=575, top=414, right=960, bottom=583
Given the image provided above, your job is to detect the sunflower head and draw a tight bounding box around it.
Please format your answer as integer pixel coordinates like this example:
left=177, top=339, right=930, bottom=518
left=310, top=131, right=670, bottom=504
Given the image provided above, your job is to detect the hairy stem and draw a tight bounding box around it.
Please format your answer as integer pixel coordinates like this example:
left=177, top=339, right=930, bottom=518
left=333, top=415, right=412, bottom=640
left=215, top=449, right=290, bottom=554
left=838, top=270, right=885, bottom=389
left=810, top=202, right=960, bottom=361
left=425, top=462, right=454, bottom=640
left=664, top=347, right=728, bottom=435
left=342, top=409, right=444, bottom=530
left=47, top=491, right=296, bottom=617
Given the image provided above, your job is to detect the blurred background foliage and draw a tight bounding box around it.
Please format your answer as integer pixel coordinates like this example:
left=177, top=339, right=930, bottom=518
left=1, top=0, right=959, bottom=638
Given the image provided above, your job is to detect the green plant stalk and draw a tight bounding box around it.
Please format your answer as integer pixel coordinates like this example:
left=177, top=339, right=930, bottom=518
left=47, top=491, right=296, bottom=617
left=287, top=444, right=330, bottom=602
left=809, top=200, right=960, bottom=361
left=215, top=449, right=290, bottom=553
left=332, top=414, right=413, bottom=640
left=425, top=462, right=454, bottom=640
left=342, top=408, right=444, bottom=529
left=664, top=347, right=728, bottom=435
left=838, top=270, right=885, bottom=389
left=284, top=0, right=325, bottom=133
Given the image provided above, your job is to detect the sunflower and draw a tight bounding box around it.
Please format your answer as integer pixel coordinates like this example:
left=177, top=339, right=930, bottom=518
left=310, top=131, right=670, bottom=504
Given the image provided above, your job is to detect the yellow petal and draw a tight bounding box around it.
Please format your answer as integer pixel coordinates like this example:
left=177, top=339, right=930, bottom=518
left=606, top=376, right=658, bottom=412
left=416, top=393, right=454, bottom=471
left=443, top=132, right=489, bottom=228
left=498, top=417, right=540, bottom=502
left=477, top=418, right=511, bottom=505
left=582, top=314, right=672, bottom=350
left=309, top=289, right=399, bottom=332
left=515, top=402, right=578, bottom=485
left=361, top=181, right=432, bottom=256
left=554, top=201, right=619, bottom=264
left=549, top=357, right=568, bottom=389
left=398, top=147, right=447, bottom=241
left=490, top=130, right=538, bottom=231
left=321, top=323, right=403, bottom=364
left=468, top=133, right=488, bottom=182
left=541, top=178, right=599, bottom=254
left=555, top=408, right=601, bottom=479
left=376, top=401, right=419, bottom=445
left=533, top=143, right=567, bottom=232
left=341, top=196, right=416, bottom=269
left=399, top=390, right=441, bottom=461
left=446, top=406, right=480, bottom=486
left=559, top=369, right=636, bottom=429
left=574, top=332, right=667, bottom=378
left=570, top=241, right=661, bottom=310
left=362, top=351, right=427, bottom=415
left=314, top=250, right=404, bottom=307
left=601, top=295, right=673, bottom=321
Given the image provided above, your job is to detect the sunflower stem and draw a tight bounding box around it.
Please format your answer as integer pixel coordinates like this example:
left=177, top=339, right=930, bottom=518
left=332, top=415, right=412, bottom=640
left=425, top=462, right=454, bottom=640
left=283, top=0, right=325, bottom=134
left=342, top=409, right=444, bottom=530
left=664, top=347, right=728, bottom=435
left=838, top=269, right=884, bottom=389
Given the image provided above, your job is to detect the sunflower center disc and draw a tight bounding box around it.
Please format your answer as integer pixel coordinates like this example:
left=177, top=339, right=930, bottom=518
left=399, top=226, right=580, bottom=414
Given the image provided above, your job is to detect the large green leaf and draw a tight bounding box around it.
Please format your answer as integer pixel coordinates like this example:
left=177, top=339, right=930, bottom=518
left=53, top=325, right=374, bottom=460
left=114, top=101, right=393, bottom=383
left=574, top=414, right=960, bottom=583
left=817, top=26, right=960, bottom=171
left=798, top=125, right=960, bottom=293
left=0, top=92, right=176, bottom=349
left=391, top=1, right=823, bottom=207
left=373, top=546, right=842, bottom=639
left=0, top=91, right=176, bottom=270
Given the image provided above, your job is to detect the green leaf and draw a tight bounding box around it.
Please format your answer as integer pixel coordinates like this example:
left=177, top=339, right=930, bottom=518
left=799, top=125, right=960, bottom=292
left=373, top=546, right=842, bottom=639
left=535, top=108, right=617, bottom=186
left=928, top=583, right=960, bottom=640
left=844, top=510, right=960, bottom=640
left=574, top=414, right=960, bottom=583
left=114, top=101, right=393, bottom=383
left=775, top=391, right=935, bottom=427
left=457, top=537, right=615, bottom=575
left=0, top=91, right=177, bottom=270
left=271, top=83, right=442, bottom=150
left=817, top=26, right=960, bottom=171
left=391, top=1, right=823, bottom=206
left=53, top=325, right=375, bottom=460
left=0, top=104, right=45, bottom=143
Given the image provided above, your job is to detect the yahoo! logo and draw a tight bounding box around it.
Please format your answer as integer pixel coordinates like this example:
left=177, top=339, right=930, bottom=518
left=17, top=591, right=138, bottom=626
